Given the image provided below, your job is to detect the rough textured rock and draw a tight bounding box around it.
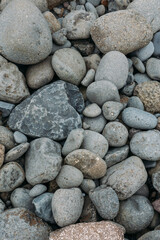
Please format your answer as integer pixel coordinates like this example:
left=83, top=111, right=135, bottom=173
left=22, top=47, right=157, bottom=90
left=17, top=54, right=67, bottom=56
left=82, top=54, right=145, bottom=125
left=79, top=195, right=97, bottom=223
left=105, top=145, right=129, bottom=167
left=5, top=142, right=30, bottom=162
left=0, top=144, right=5, bottom=168
left=8, top=81, right=84, bottom=141
left=152, top=172, right=160, bottom=192
left=90, top=10, right=153, bottom=54
left=138, top=230, right=160, bottom=240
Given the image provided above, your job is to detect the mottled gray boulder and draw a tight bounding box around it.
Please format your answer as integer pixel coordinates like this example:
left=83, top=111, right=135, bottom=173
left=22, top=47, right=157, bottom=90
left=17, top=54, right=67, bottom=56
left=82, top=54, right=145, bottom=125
left=105, top=145, right=129, bottom=167
left=5, top=142, right=30, bottom=162
left=138, top=230, right=160, bottom=240
left=11, top=188, right=34, bottom=211
left=0, top=0, right=52, bottom=64
left=0, top=126, right=15, bottom=150
left=8, top=81, right=84, bottom=141
left=29, top=184, right=47, bottom=198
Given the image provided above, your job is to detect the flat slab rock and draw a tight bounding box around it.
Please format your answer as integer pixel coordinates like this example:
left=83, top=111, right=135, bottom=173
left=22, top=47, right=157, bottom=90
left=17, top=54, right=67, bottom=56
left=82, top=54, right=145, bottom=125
left=8, top=80, right=84, bottom=141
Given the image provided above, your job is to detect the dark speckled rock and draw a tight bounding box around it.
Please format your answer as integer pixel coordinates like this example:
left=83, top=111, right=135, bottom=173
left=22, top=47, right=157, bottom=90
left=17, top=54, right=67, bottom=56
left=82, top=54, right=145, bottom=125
left=8, top=81, right=84, bottom=141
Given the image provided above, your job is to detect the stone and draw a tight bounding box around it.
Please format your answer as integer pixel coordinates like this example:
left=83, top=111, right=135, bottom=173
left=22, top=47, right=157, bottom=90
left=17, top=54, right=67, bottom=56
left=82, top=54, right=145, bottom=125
left=83, top=103, right=101, bottom=117
left=72, top=40, right=95, bottom=56
left=85, top=2, right=98, bottom=18
left=90, top=10, right=153, bottom=55
left=43, top=11, right=61, bottom=33
left=0, top=199, right=5, bottom=213
left=101, top=156, right=147, bottom=200
left=84, top=54, right=101, bottom=71
left=116, top=195, right=154, bottom=234
left=0, top=101, right=15, bottom=117
left=146, top=58, right=160, bottom=80
left=87, top=0, right=101, bottom=7
left=5, top=142, right=30, bottom=162
left=152, top=198, right=160, bottom=213
left=29, top=184, right=47, bottom=197
left=47, top=0, right=70, bottom=8
left=143, top=160, right=156, bottom=169
left=52, top=48, right=86, bottom=85
left=56, top=165, right=83, bottom=188
left=134, top=81, right=160, bottom=113
left=51, top=40, right=72, bottom=53
left=49, top=221, right=125, bottom=240
left=10, top=188, right=34, bottom=211
left=64, top=149, right=107, bottom=179
left=83, top=115, right=107, bottom=133
left=153, top=32, right=160, bottom=57
left=52, top=188, right=84, bottom=227
left=32, top=193, right=54, bottom=223
left=79, top=195, right=97, bottom=223
left=0, top=208, right=51, bottom=240
left=86, top=80, right=120, bottom=106
left=0, top=127, right=14, bottom=151
left=13, top=131, right=28, bottom=144
left=96, top=4, right=105, bottom=16
left=62, top=128, right=84, bottom=156
left=152, top=172, right=160, bottom=192
left=0, top=0, right=52, bottom=65
left=80, top=179, right=96, bottom=194
left=52, top=28, right=67, bottom=45
left=134, top=73, right=151, bottom=84
left=130, top=130, right=160, bottom=161
left=127, top=96, right=144, bottom=110
left=122, top=107, right=157, bottom=129
left=81, top=69, right=95, bottom=87
left=134, top=184, right=149, bottom=198
left=131, top=57, right=145, bottom=73
left=138, top=231, right=160, bottom=240
left=133, top=42, right=154, bottom=62
left=0, top=162, right=25, bottom=192
left=103, top=122, right=128, bottom=147
left=62, top=10, right=96, bottom=40
left=8, top=81, right=84, bottom=140
left=89, top=186, right=119, bottom=219
left=0, top=144, right=5, bottom=168
left=102, top=101, right=123, bottom=121
left=105, top=145, right=129, bottom=168
left=95, top=51, right=128, bottom=89
left=25, top=138, right=62, bottom=185
left=121, top=81, right=136, bottom=97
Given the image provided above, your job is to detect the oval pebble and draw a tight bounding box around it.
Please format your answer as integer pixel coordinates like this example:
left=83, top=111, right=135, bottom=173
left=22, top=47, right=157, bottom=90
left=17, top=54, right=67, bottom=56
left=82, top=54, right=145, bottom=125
left=102, top=101, right=123, bottom=121
left=127, top=96, right=144, bottom=110
left=80, top=179, right=96, bottom=194
left=29, top=184, right=47, bottom=198
left=13, top=131, right=27, bottom=144
left=83, top=114, right=107, bottom=133
left=81, top=69, right=95, bottom=87
left=133, top=42, right=154, bottom=62
left=146, top=57, right=160, bottom=80
left=131, top=57, right=145, bottom=73
left=83, top=103, right=101, bottom=117
left=11, top=188, right=34, bottom=211
left=5, top=142, right=30, bottom=162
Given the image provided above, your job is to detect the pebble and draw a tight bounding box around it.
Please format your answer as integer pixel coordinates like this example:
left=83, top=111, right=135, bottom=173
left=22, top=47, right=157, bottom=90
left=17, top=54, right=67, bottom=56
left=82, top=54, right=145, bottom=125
left=134, top=184, right=149, bottom=198
left=83, top=103, right=101, bottom=117
left=52, top=28, right=67, bottom=45
left=72, top=40, right=95, bottom=56
left=13, top=131, right=28, bottom=144
left=95, top=51, right=128, bottom=89
left=62, top=128, right=84, bottom=156
left=0, top=144, right=5, bottom=168
left=116, top=195, right=154, bottom=234
left=80, top=179, right=96, bottom=194
left=81, top=69, right=95, bottom=87
left=80, top=195, right=97, bottom=223
left=25, top=138, right=62, bottom=185
left=96, top=4, right=105, bottom=16
left=89, top=185, right=119, bottom=219
left=152, top=198, right=160, bottom=213
left=134, top=73, right=151, bottom=84
left=76, top=5, right=85, bottom=10
left=32, top=193, right=54, bottom=223
left=56, top=165, right=83, bottom=188
left=51, top=40, right=72, bottom=53
left=130, top=130, right=160, bottom=161
left=0, top=0, right=52, bottom=65
left=103, top=122, right=128, bottom=147
left=127, top=96, right=144, bottom=110
left=90, top=10, right=153, bottom=54
left=143, top=160, right=157, bottom=169
left=102, top=101, right=123, bottom=121
left=131, top=57, right=145, bottom=73
left=101, top=156, right=147, bottom=200
left=138, top=231, right=160, bottom=240
left=86, top=80, right=120, bottom=106
left=146, top=58, right=160, bottom=80
left=85, top=2, right=98, bottom=18
left=29, top=184, right=47, bottom=197
left=64, top=149, right=107, bottom=179
left=87, top=0, right=101, bottom=7
left=153, top=32, right=160, bottom=57
left=0, top=101, right=15, bottom=117
left=43, top=11, right=61, bottom=33
left=0, top=162, right=25, bottom=192
left=5, top=142, right=30, bottom=163
left=121, top=81, right=136, bottom=97
left=52, top=48, right=86, bottom=85
left=83, top=114, right=107, bottom=133
left=152, top=172, right=160, bottom=192
left=133, top=42, right=154, bottom=62
left=0, top=199, right=5, bottom=213
left=104, top=145, right=129, bottom=168
left=83, top=54, right=101, bottom=71
left=81, top=130, right=109, bottom=158
left=52, top=188, right=84, bottom=227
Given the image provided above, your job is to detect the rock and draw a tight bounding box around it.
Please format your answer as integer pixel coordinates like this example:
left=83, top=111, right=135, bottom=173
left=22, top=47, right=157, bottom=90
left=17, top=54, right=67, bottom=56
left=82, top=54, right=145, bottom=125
left=64, top=149, right=107, bottom=179
left=116, top=195, right=154, bottom=234
left=32, top=193, right=54, bottom=223
left=87, top=0, right=101, bottom=7
left=29, top=184, right=47, bottom=197
left=49, top=221, right=125, bottom=240
left=102, top=101, right=123, bottom=121
left=0, top=126, right=15, bottom=150
left=95, top=51, right=128, bottom=89
left=10, top=188, right=34, bottom=211
left=80, top=179, right=96, bottom=194
left=43, top=11, right=61, bottom=33
left=130, top=130, right=160, bottom=161
left=83, top=54, right=101, bottom=71
left=121, top=81, right=136, bottom=97
left=62, top=128, right=84, bottom=156
left=133, top=42, right=154, bottom=62
left=52, top=28, right=67, bottom=46
left=56, top=165, right=83, bottom=188
left=101, top=156, right=147, bottom=200
left=131, top=57, right=145, bottom=73
left=51, top=40, right=72, bottom=53
left=134, top=73, right=151, bottom=84
left=79, top=195, right=97, bottom=223
left=134, top=184, right=149, bottom=198
left=153, top=32, right=160, bottom=57
left=62, top=10, right=96, bottom=40
left=105, top=145, right=129, bottom=168
left=52, top=188, right=84, bottom=227
left=90, top=10, right=153, bottom=55
left=0, top=144, right=5, bottom=168
left=72, top=40, right=95, bottom=56
left=122, top=107, right=157, bottom=129
left=52, top=48, right=86, bottom=85
left=0, top=208, right=51, bottom=240
left=0, top=162, right=25, bottom=192
left=96, top=4, right=105, bottom=16
left=152, top=198, right=160, bottom=213
left=0, top=199, right=5, bottom=213
left=134, top=81, right=160, bottom=113
left=47, top=0, right=70, bottom=8
left=143, top=160, right=156, bottom=169
left=89, top=186, right=119, bottom=219
left=127, top=96, right=144, bottom=110
left=146, top=58, right=160, bottom=80
left=85, top=2, right=98, bottom=18
left=0, top=101, right=15, bottom=117
left=86, top=80, right=120, bottom=106
left=13, top=131, right=27, bottom=144
left=8, top=81, right=84, bottom=140
left=81, top=69, right=95, bottom=87
left=83, top=114, right=107, bottom=133
left=152, top=172, right=160, bottom=192
left=5, top=142, right=30, bottom=163
left=138, top=231, right=160, bottom=240
left=83, top=103, right=101, bottom=117
left=0, top=0, right=52, bottom=65
left=25, top=138, right=62, bottom=185
left=103, top=122, right=128, bottom=147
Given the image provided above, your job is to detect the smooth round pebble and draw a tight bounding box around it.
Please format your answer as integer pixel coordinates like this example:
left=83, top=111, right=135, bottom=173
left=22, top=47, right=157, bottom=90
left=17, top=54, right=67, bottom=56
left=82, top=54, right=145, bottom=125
left=83, top=114, right=106, bottom=133
left=83, top=103, right=101, bottom=117
left=153, top=32, right=160, bottom=57
left=85, top=2, right=98, bottom=18
left=0, top=126, right=15, bottom=150
left=13, top=131, right=27, bottom=144
left=80, top=179, right=96, bottom=194
left=133, top=42, right=154, bottom=62
left=29, top=184, right=47, bottom=197
left=138, top=230, right=160, bottom=240
left=127, top=96, right=144, bottom=110
left=96, top=4, right=105, bottom=16
left=146, top=58, right=160, bottom=80
left=134, top=73, right=151, bottom=84
left=11, top=188, right=34, bottom=211
left=81, top=69, right=95, bottom=87
left=131, top=57, right=145, bottom=73
left=102, top=101, right=123, bottom=121
left=5, top=142, right=30, bottom=162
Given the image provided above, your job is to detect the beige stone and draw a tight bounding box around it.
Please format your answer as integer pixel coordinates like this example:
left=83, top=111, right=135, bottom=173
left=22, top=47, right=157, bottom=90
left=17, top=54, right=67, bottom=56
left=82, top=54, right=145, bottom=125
left=84, top=54, right=101, bottom=71
left=0, top=144, right=5, bottom=168
left=43, top=11, right=61, bottom=33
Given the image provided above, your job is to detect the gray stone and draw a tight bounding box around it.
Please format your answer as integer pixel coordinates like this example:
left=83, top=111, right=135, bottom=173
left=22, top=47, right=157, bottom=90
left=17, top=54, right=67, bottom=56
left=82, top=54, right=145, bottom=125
left=143, top=160, right=156, bottom=169
left=152, top=171, right=160, bottom=192
left=86, top=80, right=120, bottom=106
left=134, top=184, right=149, bottom=198
left=11, top=188, right=34, bottom=211
left=81, top=69, right=95, bottom=87
left=29, top=184, right=47, bottom=197
left=52, top=188, right=84, bottom=227
left=0, top=199, right=5, bottom=213
left=87, top=0, right=101, bottom=7
left=83, top=114, right=107, bottom=133
left=0, top=0, right=52, bottom=65
left=85, top=2, right=98, bottom=18
left=89, top=186, right=119, bottom=219
left=51, top=40, right=71, bottom=53
left=122, top=107, right=157, bottom=129
left=13, top=131, right=27, bottom=144
left=25, top=138, right=62, bottom=185
left=133, top=42, right=154, bottom=62
left=0, top=126, right=15, bottom=150
left=95, top=51, right=128, bottom=89
left=130, top=130, right=160, bottom=161
left=102, top=101, right=123, bottom=121
left=83, top=103, right=101, bottom=117
left=5, top=142, right=30, bottom=162
left=127, top=96, right=144, bottom=110
left=80, top=179, right=96, bottom=194
left=52, top=28, right=67, bottom=46
left=131, top=57, right=145, bottom=73
left=101, top=156, right=147, bottom=200
left=0, top=208, right=51, bottom=240
left=76, top=5, right=85, bottom=11
left=153, top=32, right=160, bottom=57
left=0, top=101, right=15, bottom=117
left=138, top=230, right=160, bottom=240
left=103, top=122, right=128, bottom=147
left=105, top=145, right=129, bottom=168
left=84, top=54, right=101, bottom=71
left=96, top=5, right=105, bottom=16
left=56, top=165, right=83, bottom=188
left=8, top=81, right=84, bottom=141
left=32, top=193, right=54, bottom=223
left=146, top=58, right=160, bottom=80
left=116, top=195, right=154, bottom=234
left=134, top=73, right=151, bottom=84
left=121, top=81, right=135, bottom=96
left=52, top=48, right=86, bottom=85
